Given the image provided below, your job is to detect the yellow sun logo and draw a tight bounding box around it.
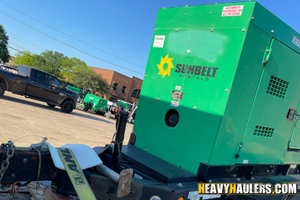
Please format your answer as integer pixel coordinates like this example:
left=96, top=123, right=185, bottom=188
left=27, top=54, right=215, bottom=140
left=157, top=54, right=174, bottom=78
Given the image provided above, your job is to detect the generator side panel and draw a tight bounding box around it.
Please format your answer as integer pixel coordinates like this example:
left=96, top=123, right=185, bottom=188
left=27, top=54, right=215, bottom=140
left=209, top=23, right=273, bottom=165
left=234, top=38, right=300, bottom=165
left=133, top=2, right=255, bottom=174
left=220, top=2, right=300, bottom=165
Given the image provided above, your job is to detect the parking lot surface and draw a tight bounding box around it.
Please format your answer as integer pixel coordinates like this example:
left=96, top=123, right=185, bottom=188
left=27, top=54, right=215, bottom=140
left=0, top=92, right=133, bottom=148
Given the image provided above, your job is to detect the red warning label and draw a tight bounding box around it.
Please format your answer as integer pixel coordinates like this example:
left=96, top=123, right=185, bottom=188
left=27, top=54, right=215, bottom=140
left=222, top=5, right=244, bottom=17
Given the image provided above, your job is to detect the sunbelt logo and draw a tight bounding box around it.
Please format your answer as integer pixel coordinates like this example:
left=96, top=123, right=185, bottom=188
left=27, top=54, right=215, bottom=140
left=157, top=54, right=219, bottom=81
left=157, top=54, right=174, bottom=78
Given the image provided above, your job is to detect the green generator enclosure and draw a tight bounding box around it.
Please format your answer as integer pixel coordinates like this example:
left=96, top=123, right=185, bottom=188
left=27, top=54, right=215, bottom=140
left=83, top=94, right=107, bottom=113
left=115, top=101, right=130, bottom=110
left=65, top=85, right=81, bottom=95
left=133, top=1, right=300, bottom=175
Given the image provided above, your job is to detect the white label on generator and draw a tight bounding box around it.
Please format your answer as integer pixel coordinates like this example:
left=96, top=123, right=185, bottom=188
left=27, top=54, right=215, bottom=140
left=243, top=159, right=249, bottom=164
left=171, top=100, right=179, bottom=107
left=292, top=35, right=300, bottom=48
left=222, top=5, right=244, bottom=16
left=188, top=191, right=221, bottom=199
left=175, top=85, right=181, bottom=90
left=153, top=35, right=165, bottom=48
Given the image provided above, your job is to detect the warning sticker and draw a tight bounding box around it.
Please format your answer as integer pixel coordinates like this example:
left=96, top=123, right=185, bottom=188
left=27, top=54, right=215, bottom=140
left=222, top=5, right=244, bottom=17
left=188, top=191, right=221, bottom=200
left=171, top=100, right=179, bottom=107
left=153, top=35, right=165, bottom=48
left=292, top=35, right=300, bottom=48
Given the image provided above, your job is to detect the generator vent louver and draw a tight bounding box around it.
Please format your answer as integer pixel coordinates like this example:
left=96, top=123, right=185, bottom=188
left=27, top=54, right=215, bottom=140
left=266, top=76, right=289, bottom=99
left=254, top=126, right=274, bottom=138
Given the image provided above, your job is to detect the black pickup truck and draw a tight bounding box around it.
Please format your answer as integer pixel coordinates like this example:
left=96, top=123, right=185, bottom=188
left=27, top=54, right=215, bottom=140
left=0, top=64, right=79, bottom=113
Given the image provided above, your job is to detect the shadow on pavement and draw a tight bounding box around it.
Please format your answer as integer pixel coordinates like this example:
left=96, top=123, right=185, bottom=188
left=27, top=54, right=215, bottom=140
left=73, top=109, right=114, bottom=124
left=1, top=95, right=114, bottom=124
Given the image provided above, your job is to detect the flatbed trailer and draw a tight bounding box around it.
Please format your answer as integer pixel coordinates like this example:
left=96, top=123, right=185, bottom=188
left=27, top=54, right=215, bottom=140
left=1, top=1, right=300, bottom=200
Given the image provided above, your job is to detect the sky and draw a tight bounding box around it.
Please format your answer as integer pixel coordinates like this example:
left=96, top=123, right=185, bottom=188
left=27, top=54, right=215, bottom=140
left=0, top=0, right=300, bottom=80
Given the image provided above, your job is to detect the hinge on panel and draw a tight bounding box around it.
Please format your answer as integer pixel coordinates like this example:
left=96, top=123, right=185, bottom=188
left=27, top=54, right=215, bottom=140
left=262, top=47, right=272, bottom=66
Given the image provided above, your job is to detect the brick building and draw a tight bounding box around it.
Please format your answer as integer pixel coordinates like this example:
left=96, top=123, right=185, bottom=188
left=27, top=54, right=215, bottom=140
left=91, top=67, right=143, bottom=103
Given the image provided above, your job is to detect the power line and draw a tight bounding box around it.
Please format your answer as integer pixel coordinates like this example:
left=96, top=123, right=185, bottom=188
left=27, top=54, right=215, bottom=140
left=0, top=0, right=145, bottom=69
left=7, top=45, right=141, bottom=82
left=8, top=31, right=47, bottom=51
left=7, top=45, right=59, bottom=70
left=9, top=41, right=28, bottom=51
left=8, top=46, right=35, bottom=58
left=0, top=9, right=144, bottom=76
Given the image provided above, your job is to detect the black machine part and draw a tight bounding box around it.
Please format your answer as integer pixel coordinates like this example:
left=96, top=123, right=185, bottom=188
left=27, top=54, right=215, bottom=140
left=112, top=110, right=128, bottom=173
left=2, top=113, right=300, bottom=199
left=1, top=145, right=300, bottom=199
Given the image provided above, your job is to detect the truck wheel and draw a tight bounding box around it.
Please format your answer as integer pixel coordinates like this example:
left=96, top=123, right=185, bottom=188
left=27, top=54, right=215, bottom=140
left=47, top=103, right=56, bottom=108
left=83, top=106, right=89, bottom=112
left=61, top=100, right=74, bottom=113
left=0, top=83, right=5, bottom=98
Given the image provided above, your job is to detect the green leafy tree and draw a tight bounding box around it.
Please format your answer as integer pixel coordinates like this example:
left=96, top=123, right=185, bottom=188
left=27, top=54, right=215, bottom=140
left=72, top=68, right=109, bottom=95
left=12, top=51, right=45, bottom=69
left=12, top=50, right=67, bottom=77
left=11, top=49, right=109, bottom=95
left=0, top=24, right=10, bottom=63
left=18, top=51, right=33, bottom=66
left=60, top=57, right=89, bottom=81
left=31, top=54, right=46, bottom=69
left=12, top=51, right=26, bottom=66
left=39, top=50, right=68, bottom=77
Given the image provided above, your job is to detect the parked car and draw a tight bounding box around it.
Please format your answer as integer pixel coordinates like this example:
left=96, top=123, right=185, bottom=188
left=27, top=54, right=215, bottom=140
left=0, top=64, right=79, bottom=113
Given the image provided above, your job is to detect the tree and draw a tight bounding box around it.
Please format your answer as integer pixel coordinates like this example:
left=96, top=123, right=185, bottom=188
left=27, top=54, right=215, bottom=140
left=11, top=49, right=109, bottom=95
left=12, top=51, right=46, bottom=70
left=72, top=68, right=109, bottom=96
left=39, top=50, right=68, bottom=77
left=12, top=51, right=33, bottom=66
left=0, top=24, right=10, bottom=63
left=60, top=57, right=89, bottom=81
left=12, top=50, right=67, bottom=77
left=31, top=54, right=46, bottom=69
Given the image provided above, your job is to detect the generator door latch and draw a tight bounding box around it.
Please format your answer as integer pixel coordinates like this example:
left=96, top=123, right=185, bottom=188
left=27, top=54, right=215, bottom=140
left=286, top=107, right=297, bottom=121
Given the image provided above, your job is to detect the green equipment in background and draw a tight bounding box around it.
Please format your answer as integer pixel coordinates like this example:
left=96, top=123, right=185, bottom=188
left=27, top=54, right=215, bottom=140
left=116, top=101, right=129, bottom=110
left=82, top=93, right=107, bottom=115
left=133, top=1, right=300, bottom=175
left=65, top=85, right=81, bottom=95
left=105, top=100, right=130, bottom=119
